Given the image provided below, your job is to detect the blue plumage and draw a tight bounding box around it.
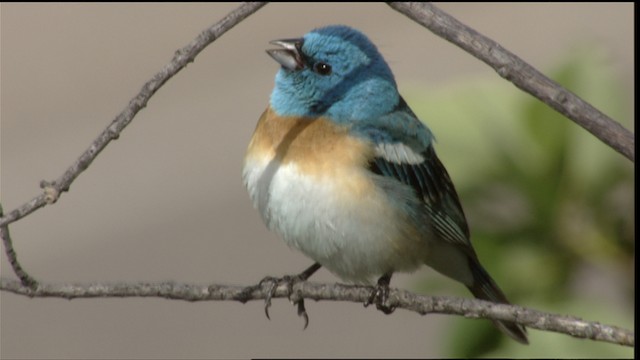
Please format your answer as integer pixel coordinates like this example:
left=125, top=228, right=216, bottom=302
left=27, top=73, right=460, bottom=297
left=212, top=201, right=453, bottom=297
left=271, top=26, right=398, bottom=121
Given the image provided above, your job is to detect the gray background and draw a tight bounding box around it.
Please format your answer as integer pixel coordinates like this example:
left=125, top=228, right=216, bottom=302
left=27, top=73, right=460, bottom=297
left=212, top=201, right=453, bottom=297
left=1, top=3, right=633, bottom=358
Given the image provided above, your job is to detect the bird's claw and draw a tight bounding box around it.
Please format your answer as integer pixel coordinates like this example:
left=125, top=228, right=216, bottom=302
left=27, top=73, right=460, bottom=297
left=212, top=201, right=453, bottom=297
left=257, top=263, right=321, bottom=328
left=364, top=274, right=396, bottom=314
left=297, top=298, right=309, bottom=330
left=259, top=275, right=288, bottom=320
left=258, top=274, right=309, bottom=328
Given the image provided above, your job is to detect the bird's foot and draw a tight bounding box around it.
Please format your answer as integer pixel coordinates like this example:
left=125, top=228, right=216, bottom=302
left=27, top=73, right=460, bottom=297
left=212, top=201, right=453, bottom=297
left=258, top=263, right=321, bottom=329
left=364, top=273, right=396, bottom=314
left=259, top=274, right=298, bottom=321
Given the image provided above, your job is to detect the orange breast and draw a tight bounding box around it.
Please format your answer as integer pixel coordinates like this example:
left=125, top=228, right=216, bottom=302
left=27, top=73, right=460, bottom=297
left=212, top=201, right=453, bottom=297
left=246, top=107, right=374, bottom=178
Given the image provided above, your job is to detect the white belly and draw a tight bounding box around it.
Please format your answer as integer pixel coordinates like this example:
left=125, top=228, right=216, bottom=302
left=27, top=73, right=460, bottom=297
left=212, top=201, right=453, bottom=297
left=243, top=155, right=429, bottom=283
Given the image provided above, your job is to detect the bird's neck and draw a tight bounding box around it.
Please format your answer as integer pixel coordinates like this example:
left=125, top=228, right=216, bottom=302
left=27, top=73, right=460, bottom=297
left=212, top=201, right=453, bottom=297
left=270, top=78, right=400, bottom=124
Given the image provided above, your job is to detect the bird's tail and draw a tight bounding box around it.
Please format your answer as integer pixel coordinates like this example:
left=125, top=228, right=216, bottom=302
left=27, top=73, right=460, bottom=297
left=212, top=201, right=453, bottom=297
left=466, top=258, right=529, bottom=344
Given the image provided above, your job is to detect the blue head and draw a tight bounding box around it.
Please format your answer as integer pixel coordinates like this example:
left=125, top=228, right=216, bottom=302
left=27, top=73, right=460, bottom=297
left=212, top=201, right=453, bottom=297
left=267, top=25, right=400, bottom=123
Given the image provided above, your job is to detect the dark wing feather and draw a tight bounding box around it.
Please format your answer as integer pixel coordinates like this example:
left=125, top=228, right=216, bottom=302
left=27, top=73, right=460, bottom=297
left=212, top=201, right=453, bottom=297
left=368, top=144, right=471, bottom=247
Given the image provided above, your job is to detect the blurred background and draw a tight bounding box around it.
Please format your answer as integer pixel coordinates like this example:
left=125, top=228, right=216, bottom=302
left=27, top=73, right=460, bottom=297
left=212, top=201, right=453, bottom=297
left=1, top=3, right=634, bottom=358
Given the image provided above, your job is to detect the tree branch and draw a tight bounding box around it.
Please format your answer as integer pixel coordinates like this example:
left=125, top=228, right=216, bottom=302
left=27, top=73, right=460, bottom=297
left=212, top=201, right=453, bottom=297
left=0, top=205, right=37, bottom=288
left=0, top=277, right=633, bottom=347
left=388, top=2, right=634, bottom=162
left=0, top=2, right=268, bottom=229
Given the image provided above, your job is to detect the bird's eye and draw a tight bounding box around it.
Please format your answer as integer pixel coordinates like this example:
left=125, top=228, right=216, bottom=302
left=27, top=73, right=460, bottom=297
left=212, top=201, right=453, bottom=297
left=313, top=62, right=332, bottom=76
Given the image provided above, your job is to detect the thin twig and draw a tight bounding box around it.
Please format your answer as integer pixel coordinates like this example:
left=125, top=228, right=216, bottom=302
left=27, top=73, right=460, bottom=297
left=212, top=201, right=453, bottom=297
left=0, top=2, right=268, bottom=229
left=388, top=2, right=634, bottom=161
left=0, top=277, right=633, bottom=347
left=0, top=205, right=37, bottom=288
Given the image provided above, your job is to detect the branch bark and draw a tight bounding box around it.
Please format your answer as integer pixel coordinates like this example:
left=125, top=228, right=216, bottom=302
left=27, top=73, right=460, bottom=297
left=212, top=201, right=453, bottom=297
left=388, top=2, right=634, bottom=161
left=0, top=277, right=633, bottom=347
left=0, top=205, right=37, bottom=287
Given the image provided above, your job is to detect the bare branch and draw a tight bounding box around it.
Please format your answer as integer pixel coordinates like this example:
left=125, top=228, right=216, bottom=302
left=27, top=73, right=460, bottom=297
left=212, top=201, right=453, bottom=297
left=0, top=205, right=37, bottom=288
left=0, top=2, right=268, bottom=229
left=0, top=277, right=633, bottom=347
left=388, top=2, right=634, bottom=161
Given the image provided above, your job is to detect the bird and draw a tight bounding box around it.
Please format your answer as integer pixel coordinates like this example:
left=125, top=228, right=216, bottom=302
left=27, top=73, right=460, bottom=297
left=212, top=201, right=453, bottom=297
left=242, top=24, right=528, bottom=344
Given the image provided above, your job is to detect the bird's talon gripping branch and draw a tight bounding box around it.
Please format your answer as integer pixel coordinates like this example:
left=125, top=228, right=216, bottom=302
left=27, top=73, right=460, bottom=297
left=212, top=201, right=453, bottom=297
left=257, top=276, right=282, bottom=320
left=257, top=263, right=321, bottom=326
left=364, top=273, right=396, bottom=314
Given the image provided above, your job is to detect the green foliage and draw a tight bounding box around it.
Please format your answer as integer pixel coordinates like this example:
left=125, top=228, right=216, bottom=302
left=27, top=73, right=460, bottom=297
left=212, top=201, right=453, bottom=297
left=405, top=47, right=634, bottom=358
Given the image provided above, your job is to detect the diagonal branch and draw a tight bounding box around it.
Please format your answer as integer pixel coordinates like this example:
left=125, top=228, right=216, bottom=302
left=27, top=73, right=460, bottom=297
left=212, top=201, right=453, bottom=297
left=388, top=2, right=634, bottom=161
left=0, top=277, right=634, bottom=347
left=0, top=2, right=268, bottom=229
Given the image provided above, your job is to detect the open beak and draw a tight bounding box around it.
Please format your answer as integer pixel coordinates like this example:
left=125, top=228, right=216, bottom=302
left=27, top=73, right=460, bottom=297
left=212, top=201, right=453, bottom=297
left=266, top=38, right=304, bottom=71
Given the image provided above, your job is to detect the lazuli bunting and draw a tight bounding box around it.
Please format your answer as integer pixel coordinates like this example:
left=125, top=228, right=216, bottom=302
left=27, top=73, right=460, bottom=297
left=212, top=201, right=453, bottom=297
left=243, top=25, right=528, bottom=344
